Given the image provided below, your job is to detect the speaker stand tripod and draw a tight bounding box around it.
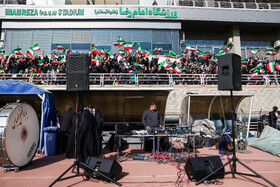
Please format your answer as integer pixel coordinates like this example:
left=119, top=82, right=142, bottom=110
left=195, top=90, right=276, bottom=187
left=49, top=92, right=121, bottom=187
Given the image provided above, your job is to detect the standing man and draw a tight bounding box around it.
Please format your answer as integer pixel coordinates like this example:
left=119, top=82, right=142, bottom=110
left=142, top=103, right=164, bottom=151
left=59, top=105, right=75, bottom=153
left=268, top=106, right=280, bottom=129
left=142, top=103, right=163, bottom=130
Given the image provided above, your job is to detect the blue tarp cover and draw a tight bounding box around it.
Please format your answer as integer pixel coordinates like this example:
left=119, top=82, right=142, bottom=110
left=0, top=80, right=57, bottom=152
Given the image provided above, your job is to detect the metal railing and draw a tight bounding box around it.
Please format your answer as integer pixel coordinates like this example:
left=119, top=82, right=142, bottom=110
left=1, top=73, right=280, bottom=86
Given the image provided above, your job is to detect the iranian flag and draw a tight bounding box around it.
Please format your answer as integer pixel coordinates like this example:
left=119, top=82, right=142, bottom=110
left=117, top=49, right=127, bottom=55
left=89, top=46, right=99, bottom=56
left=135, top=46, right=143, bottom=54
left=185, top=45, right=201, bottom=54
left=0, top=50, right=5, bottom=54
left=164, top=51, right=177, bottom=59
left=113, top=36, right=125, bottom=47
left=165, top=67, right=173, bottom=72
left=12, top=47, right=23, bottom=55
left=198, top=51, right=212, bottom=58
left=90, top=55, right=101, bottom=65
left=153, top=47, right=162, bottom=55
left=26, top=48, right=35, bottom=59
left=241, top=59, right=248, bottom=66
left=158, top=61, right=170, bottom=70
left=0, top=69, right=4, bottom=74
left=63, top=48, right=72, bottom=55
left=142, top=49, right=151, bottom=58
left=123, top=42, right=134, bottom=50
left=185, top=44, right=196, bottom=51
left=263, top=49, right=279, bottom=56
left=196, top=60, right=203, bottom=67
left=29, top=66, right=35, bottom=73
left=177, top=54, right=186, bottom=62
left=251, top=63, right=262, bottom=71
left=53, top=58, right=66, bottom=64
left=223, top=45, right=231, bottom=51
left=95, top=55, right=102, bottom=66
left=8, top=54, right=15, bottom=59
left=241, top=65, right=247, bottom=68
left=30, top=44, right=40, bottom=51
left=132, top=41, right=140, bottom=47
left=216, top=49, right=226, bottom=56
left=99, top=48, right=106, bottom=56
left=213, top=58, right=218, bottom=64
left=193, top=49, right=202, bottom=55
left=56, top=44, right=65, bottom=50
left=38, top=60, right=44, bottom=66
left=274, top=62, right=280, bottom=71
left=250, top=48, right=261, bottom=54
left=60, top=58, right=66, bottom=63
left=106, top=49, right=111, bottom=55
left=251, top=72, right=259, bottom=78
left=53, top=48, right=59, bottom=57
left=266, top=61, right=275, bottom=73
left=174, top=65, right=181, bottom=74
left=133, top=62, right=144, bottom=69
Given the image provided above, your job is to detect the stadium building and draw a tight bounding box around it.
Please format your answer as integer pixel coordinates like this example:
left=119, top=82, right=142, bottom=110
left=1, top=0, right=280, bottom=58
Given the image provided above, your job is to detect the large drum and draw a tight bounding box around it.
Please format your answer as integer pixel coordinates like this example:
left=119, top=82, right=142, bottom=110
left=0, top=103, right=39, bottom=167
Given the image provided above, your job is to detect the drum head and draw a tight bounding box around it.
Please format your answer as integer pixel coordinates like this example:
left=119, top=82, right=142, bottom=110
left=5, top=104, right=39, bottom=167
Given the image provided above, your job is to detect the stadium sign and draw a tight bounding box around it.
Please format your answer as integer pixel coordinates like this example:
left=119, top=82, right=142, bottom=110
left=94, top=7, right=177, bottom=18
left=4, top=7, right=177, bottom=19
left=5, top=8, right=84, bottom=16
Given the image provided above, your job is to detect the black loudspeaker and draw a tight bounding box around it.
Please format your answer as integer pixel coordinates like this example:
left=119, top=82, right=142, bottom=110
left=184, top=156, right=224, bottom=182
left=66, top=54, right=89, bottom=91
left=85, top=157, right=122, bottom=180
left=218, top=53, right=242, bottom=91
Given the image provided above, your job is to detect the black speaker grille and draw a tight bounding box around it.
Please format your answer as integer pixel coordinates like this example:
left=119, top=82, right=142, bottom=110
left=218, top=53, right=242, bottom=91
left=66, top=54, right=89, bottom=91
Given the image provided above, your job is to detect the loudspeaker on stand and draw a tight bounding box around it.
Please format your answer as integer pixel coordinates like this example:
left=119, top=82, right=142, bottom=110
left=218, top=53, right=242, bottom=91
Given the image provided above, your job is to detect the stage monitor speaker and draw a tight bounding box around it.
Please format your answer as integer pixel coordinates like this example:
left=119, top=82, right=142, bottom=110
left=184, top=156, right=224, bottom=182
left=218, top=53, right=242, bottom=91
left=66, top=54, right=89, bottom=91
left=85, top=157, right=122, bottom=180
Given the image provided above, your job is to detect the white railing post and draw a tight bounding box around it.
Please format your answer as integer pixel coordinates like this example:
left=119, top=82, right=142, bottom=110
left=135, top=74, right=139, bottom=86
left=100, top=74, right=104, bottom=86
left=169, top=74, right=173, bottom=86
left=29, top=74, right=34, bottom=83
left=200, top=74, right=205, bottom=85
left=263, top=75, right=270, bottom=86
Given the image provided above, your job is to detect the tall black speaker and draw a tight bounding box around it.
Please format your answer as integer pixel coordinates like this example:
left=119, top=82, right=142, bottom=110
left=184, top=156, right=224, bottom=182
left=85, top=157, right=122, bottom=180
left=218, top=53, right=242, bottom=91
left=66, top=54, right=89, bottom=91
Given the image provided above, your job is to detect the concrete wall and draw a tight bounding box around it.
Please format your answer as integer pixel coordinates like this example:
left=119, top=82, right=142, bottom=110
left=166, top=85, right=280, bottom=115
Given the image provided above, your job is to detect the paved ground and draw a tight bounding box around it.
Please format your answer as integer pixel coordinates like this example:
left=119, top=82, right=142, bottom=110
left=0, top=146, right=279, bottom=187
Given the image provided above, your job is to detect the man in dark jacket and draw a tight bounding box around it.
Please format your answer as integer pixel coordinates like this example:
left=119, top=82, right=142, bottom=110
left=59, top=105, right=75, bottom=153
left=268, top=106, right=280, bottom=129
left=142, top=103, right=163, bottom=130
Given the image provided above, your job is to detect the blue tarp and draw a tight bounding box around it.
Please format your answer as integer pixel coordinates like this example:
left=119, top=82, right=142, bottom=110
left=0, top=80, right=57, bottom=152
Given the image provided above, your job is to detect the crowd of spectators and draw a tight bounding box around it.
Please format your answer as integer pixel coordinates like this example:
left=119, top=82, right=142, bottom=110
left=0, top=51, right=279, bottom=85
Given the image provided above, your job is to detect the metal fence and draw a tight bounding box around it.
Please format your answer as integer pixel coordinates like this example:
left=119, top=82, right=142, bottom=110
left=1, top=73, right=280, bottom=86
